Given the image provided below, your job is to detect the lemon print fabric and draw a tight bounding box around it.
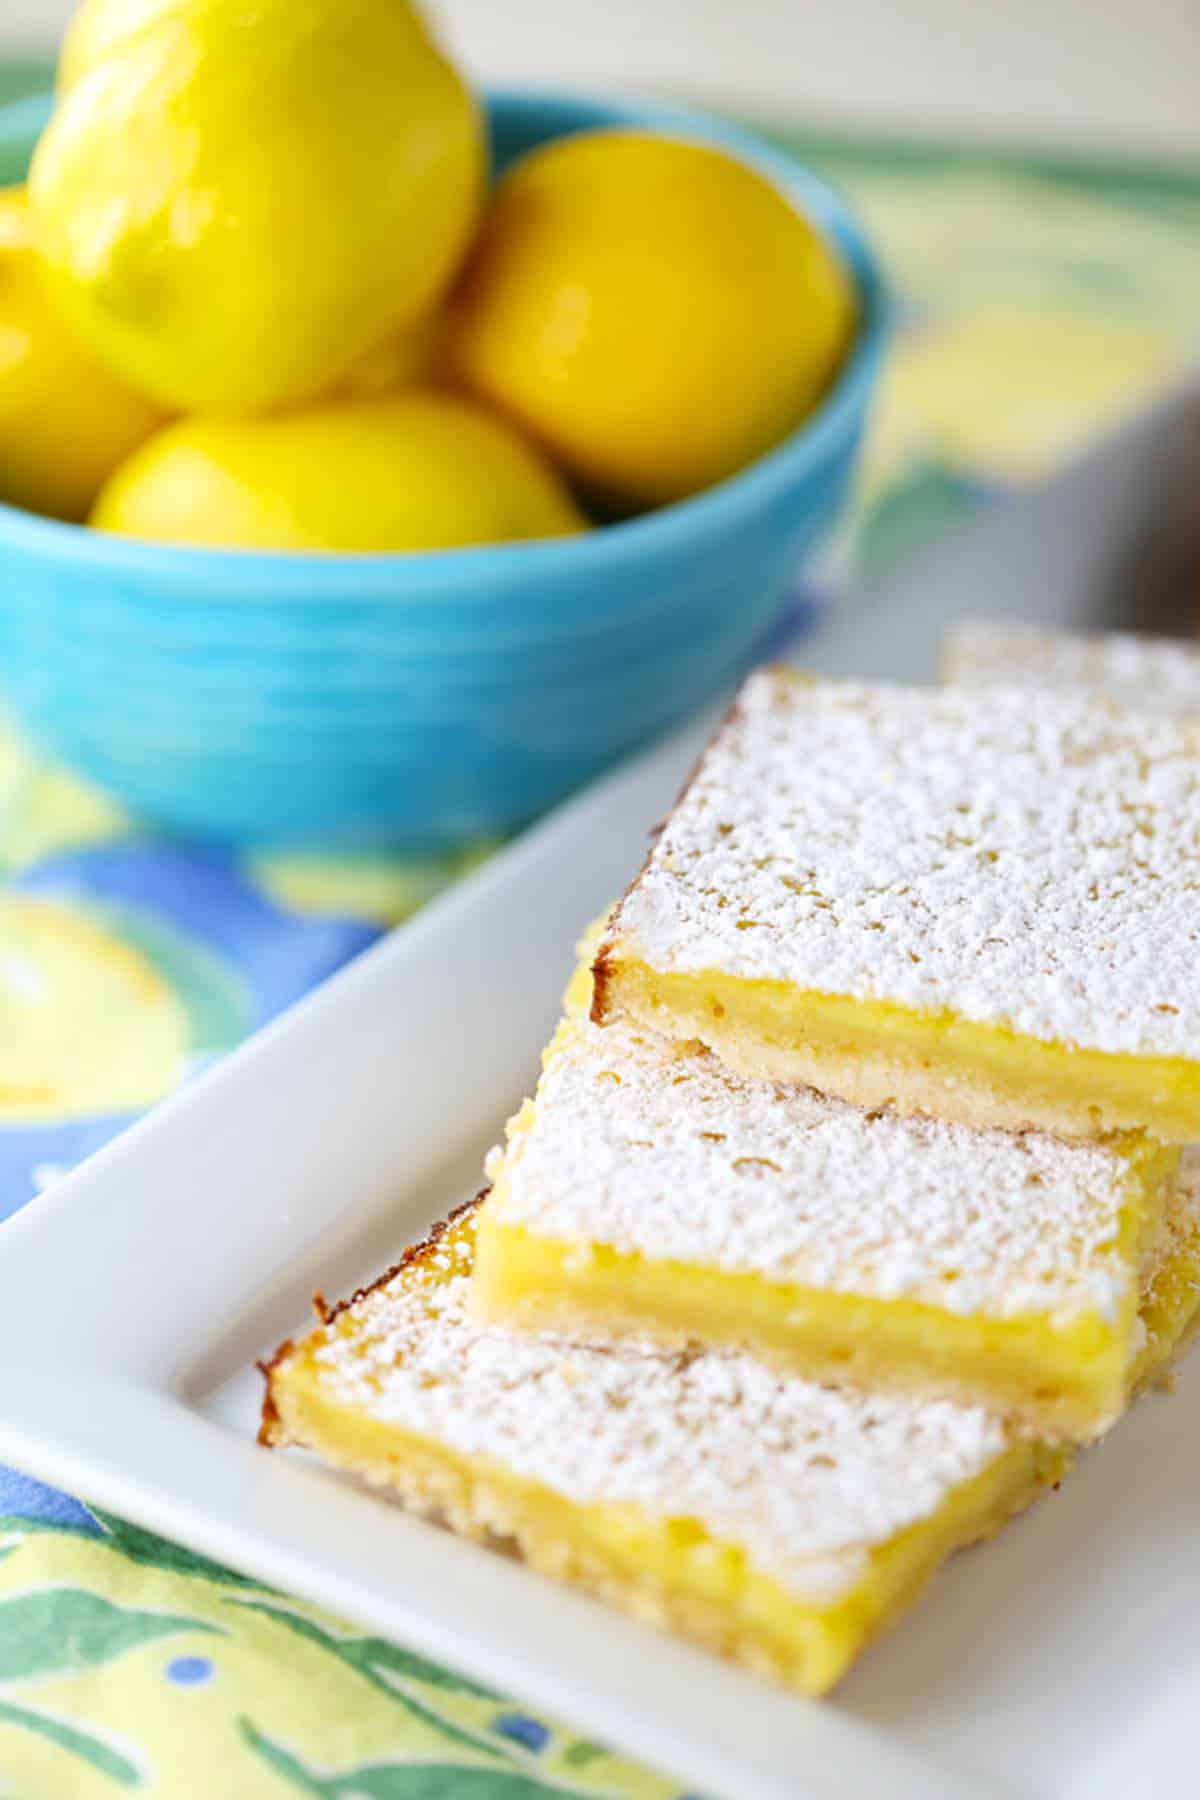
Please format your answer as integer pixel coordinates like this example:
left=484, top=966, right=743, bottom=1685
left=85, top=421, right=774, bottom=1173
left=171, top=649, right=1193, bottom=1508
left=0, top=840, right=378, bottom=1221
left=875, top=308, right=1175, bottom=483
left=0, top=1480, right=681, bottom=1800
left=446, top=129, right=854, bottom=512
left=0, top=894, right=191, bottom=1121
left=249, top=841, right=495, bottom=929
left=30, top=0, right=484, bottom=414
left=92, top=392, right=587, bottom=551
left=0, top=712, right=126, bottom=872
left=825, top=163, right=1200, bottom=582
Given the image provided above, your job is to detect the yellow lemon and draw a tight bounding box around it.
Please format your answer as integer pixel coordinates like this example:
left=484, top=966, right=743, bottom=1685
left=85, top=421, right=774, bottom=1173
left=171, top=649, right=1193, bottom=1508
left=0, top=185, right=164, bottom=519
left=445, top=130, right=856, bottom=512
left=31, top=0, right=484, bottom=415
left=90, top=390, right=587, bottom=550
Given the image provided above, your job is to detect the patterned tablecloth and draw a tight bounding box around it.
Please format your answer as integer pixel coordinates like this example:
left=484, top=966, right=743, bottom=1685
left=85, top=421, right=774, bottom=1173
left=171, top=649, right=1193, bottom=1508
left=2, top=75, right=1200, bottom=1795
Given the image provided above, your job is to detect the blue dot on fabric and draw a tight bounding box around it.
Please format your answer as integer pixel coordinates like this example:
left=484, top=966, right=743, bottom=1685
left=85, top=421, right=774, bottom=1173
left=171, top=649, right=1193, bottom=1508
left=493, top=1712, right=550, bottom=1752
left=166, top=1656, right=213, bottom=1686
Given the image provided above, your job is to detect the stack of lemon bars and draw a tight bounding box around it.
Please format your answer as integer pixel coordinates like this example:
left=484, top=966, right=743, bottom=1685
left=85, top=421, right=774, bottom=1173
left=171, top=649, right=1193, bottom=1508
left=262, top=620, right=1200, bottom=1697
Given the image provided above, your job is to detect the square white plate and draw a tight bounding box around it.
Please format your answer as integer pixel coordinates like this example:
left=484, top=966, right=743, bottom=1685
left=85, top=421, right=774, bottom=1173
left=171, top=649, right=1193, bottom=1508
left=2, top=381, right=1200, bottom=1800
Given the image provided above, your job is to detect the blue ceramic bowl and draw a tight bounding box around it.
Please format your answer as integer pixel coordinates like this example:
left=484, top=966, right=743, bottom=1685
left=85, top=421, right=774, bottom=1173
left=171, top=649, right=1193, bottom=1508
left=0, top=88, right=885, bottom=848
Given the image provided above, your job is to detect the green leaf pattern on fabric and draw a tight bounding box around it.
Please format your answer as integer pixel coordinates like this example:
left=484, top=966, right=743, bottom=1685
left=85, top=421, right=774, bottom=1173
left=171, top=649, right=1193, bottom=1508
left=239, top=1718, right=595, bottom=1799
left=0, top=1521, right=678, bottom=1798
left=0, top=1697, right=142, bottom=1788
left=0, top=1588, right=220, bottom=1682
left=0, top=1583, right=219, bottom=1790
left=229, top=1599, right=500, bottom=1699
left=88, top=1512, right=265, bottom=1591
left=228, top=1601, right=506, bottom=1757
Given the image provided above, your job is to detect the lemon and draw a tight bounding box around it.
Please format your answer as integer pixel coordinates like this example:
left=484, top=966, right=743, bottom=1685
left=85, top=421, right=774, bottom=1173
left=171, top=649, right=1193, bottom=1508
left=0, top=185, right=164, bottom=520
left=31, top=0, right=484, bottom=415
left=90, top=390, right=588, bottom=551
left=445, top=130, right=856, bottom=512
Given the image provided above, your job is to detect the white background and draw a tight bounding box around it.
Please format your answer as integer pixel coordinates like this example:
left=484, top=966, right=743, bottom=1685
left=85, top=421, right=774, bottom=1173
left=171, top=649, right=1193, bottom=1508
left=2, top=0, right=1199, bottom=155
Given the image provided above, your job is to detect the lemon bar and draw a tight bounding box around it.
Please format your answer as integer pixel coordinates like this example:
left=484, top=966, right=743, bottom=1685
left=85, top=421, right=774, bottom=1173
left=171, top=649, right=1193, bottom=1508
left=261, top=1179, right=1200, bottom=1699
left=261, top=1199, right=1064, bottom=1696
left=592, top=667, right=1200, bottom=1141
left=942, top=620, right=1200, bottom=717
left=474, top=994, right=1176, bottom=1437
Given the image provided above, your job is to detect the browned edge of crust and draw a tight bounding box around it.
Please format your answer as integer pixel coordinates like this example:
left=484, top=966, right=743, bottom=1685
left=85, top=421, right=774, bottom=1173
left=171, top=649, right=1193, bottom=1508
left=257, top=1190, right=489, bottom=1447
left=588, top=669, right=784, bottom=1024
left=587, top=941, right=617, bottom=1025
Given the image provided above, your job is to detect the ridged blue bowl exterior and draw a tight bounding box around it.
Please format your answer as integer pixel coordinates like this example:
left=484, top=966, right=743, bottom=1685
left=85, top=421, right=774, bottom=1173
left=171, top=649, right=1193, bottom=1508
left=0, top=90, right=886, bottom=847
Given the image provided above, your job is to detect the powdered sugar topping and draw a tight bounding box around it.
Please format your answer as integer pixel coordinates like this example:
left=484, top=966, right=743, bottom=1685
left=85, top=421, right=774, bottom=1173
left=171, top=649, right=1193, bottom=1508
left=609, top=670, right=1200, bottom=1057
left=943, top=621, right=1200, bottom=718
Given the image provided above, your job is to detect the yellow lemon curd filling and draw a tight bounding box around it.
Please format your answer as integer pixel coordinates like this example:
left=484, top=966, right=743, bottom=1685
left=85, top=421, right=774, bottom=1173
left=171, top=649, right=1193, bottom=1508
left=262, top=1206, right=1063, bottom=1697
left=595, top=957, right=1200, bottom=1145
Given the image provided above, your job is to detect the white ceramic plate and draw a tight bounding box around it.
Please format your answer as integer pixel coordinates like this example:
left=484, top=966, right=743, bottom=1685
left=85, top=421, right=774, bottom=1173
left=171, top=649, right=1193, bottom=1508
left=2, top=381, right=1200, bottom=1800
